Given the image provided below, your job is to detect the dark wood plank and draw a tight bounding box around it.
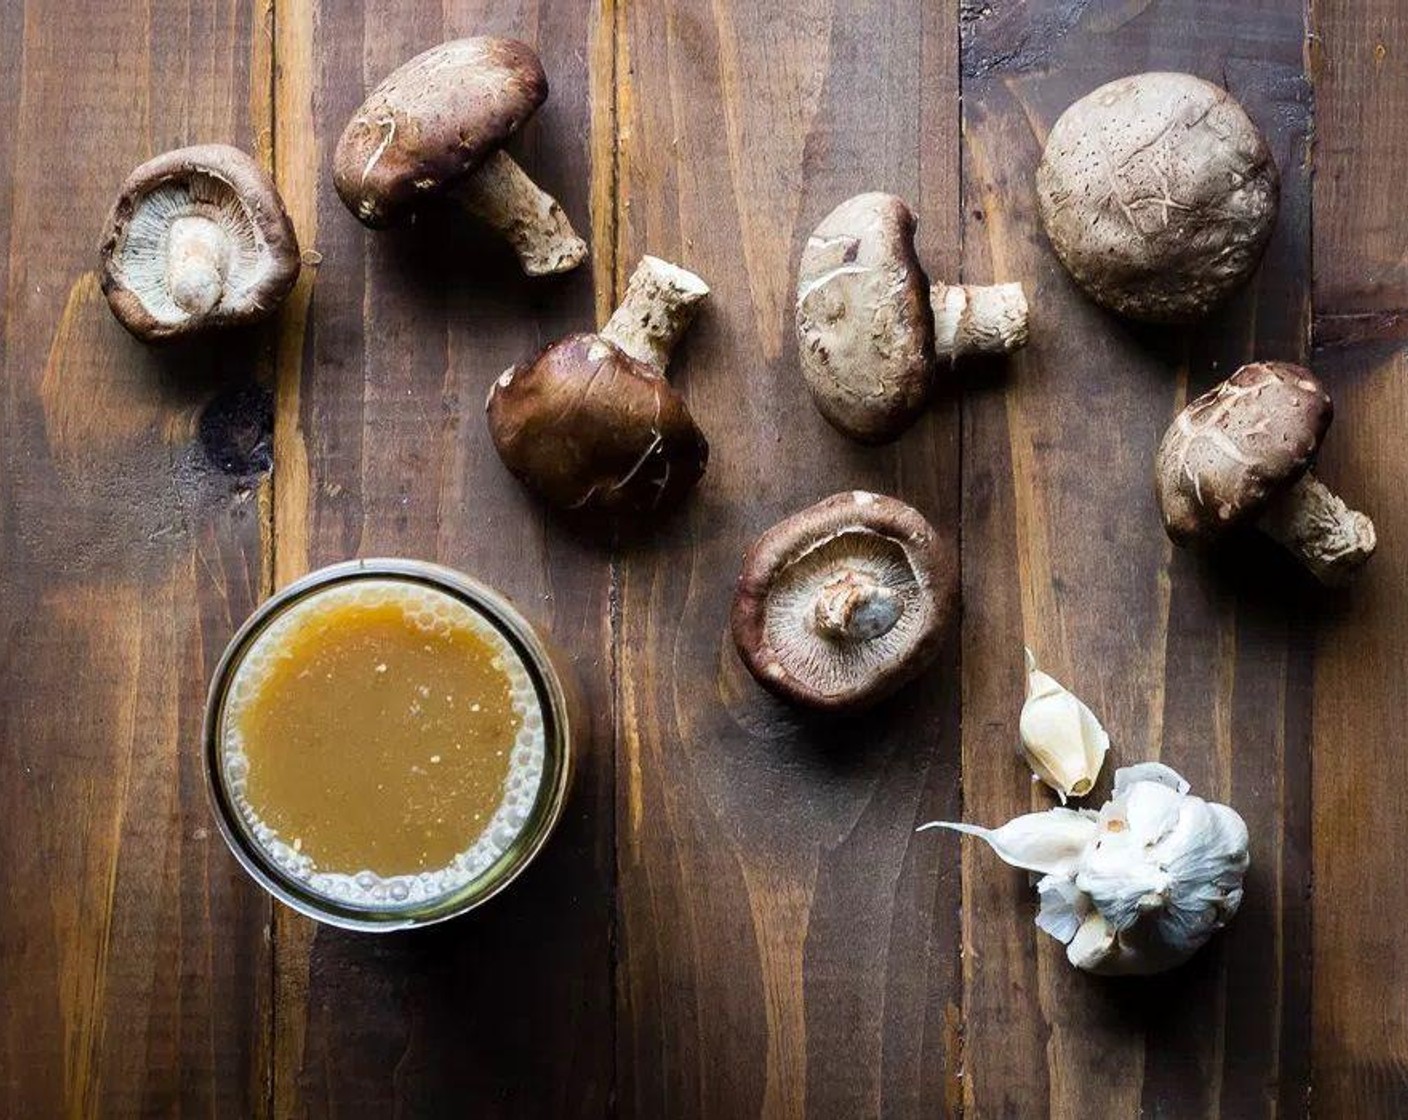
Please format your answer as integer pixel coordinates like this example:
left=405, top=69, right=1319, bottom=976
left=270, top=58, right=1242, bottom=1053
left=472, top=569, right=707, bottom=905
left=612, top=2, right=963, bottom=1115
left=958, top=2, right=1313, bottom=1116
left=269, top=2, right=615, bottom=1115
left=1309, top=1, right=1408, bottom=1112
left=0, top=0, right=273, bottom=1114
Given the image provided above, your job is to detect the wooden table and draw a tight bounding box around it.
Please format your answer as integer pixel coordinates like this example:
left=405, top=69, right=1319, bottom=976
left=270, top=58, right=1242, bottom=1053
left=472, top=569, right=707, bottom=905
left=2, top=0, right=1403, bottom=1115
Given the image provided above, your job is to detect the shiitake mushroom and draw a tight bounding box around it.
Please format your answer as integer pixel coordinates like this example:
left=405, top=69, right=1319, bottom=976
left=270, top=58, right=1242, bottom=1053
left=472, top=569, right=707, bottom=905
left=334, top=37, right=587, bottom=276
left=731, top=491, right=958, bottom=711
left=486, top=256, right=710, bottom=519
left=1155, top=361, right=1375, bottom=584
left=1037, top=72, right=1279, bottom=323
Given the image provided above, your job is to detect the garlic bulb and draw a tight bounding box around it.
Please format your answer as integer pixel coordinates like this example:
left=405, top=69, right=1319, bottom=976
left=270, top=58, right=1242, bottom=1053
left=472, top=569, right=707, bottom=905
left=921, top=763, right=1249, bottom=975
left=1019, top=647, right=1108, bottom=802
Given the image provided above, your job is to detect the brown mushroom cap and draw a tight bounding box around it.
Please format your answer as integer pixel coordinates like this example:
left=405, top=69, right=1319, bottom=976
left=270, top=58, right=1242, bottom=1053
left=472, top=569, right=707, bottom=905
left=485, top=333, right=708, bottom=516
left=731, top=491, right=957, bottom=711
left=334, top=37, right=547, bottom=229
left=1156, top=361, right=1332, bottom=543
left=1037, top=72, right=1279, bottom=322
left=795, top=193, right=934, bottom=442
left=99, top=144, right=300, bottom=341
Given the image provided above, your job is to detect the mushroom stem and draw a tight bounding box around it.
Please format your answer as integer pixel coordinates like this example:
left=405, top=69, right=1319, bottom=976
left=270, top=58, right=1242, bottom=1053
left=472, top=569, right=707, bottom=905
left=930, top=282, right=1029, bottom=361
left=1256, top=471, right=1377, bottom=585
left=599, top=256, right=711, bottom=374
left=812, top=571, right=903, bottom=642
left=166, top=214, right=233, bottom=316
left=453, top=150, right=588, bottom=276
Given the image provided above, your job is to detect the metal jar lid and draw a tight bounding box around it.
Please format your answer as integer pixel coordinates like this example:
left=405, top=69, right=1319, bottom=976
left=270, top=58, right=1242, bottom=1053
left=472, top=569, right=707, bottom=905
left=202, top=558, right=576, bottom=931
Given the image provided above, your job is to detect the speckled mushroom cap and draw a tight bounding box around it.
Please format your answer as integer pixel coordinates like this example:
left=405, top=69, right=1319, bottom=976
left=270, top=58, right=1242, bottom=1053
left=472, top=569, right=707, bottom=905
left=485, top=333, right=708, bottom=516
left=334, top=37, right=547, bottom=228
left=731, top=491, right=957, bottom=711
left=99, top=144, right=300, bottom=341
left=1156, top=361, right=1332, bottom=543
left=795, top=193, right=935, bottom=442
left=1037, top=72, right=1279, bottom=322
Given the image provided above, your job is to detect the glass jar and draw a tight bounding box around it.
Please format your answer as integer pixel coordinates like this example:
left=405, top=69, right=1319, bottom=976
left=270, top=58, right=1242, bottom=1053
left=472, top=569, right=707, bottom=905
left=202, top=558, right=577, bottom=931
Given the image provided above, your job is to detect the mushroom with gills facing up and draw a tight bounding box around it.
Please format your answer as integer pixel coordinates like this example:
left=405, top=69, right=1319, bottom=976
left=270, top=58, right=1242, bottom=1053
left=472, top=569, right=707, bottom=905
left=1155, top=361, right=1376, bottom=585
left=731, top=491, right=958, bottom=711
left=99, top=144, right=301, bottom=341
left=796, top=192, right=1029, bottom=443
left=1036, top=72, right=1280, bottom=323
left=333, top=37, right=587, bottom=276
left=486, top=256, right=709, bottom=518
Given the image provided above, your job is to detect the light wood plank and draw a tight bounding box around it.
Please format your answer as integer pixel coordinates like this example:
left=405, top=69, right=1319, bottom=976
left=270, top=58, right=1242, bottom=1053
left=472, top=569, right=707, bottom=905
left=612, top=2, right=963, bottom=1114
left=959, top=3, right=1313, bottom=1115
left=0, top=0, right=274, bottom=1114
left=269, top=2, right=615, bottom=1114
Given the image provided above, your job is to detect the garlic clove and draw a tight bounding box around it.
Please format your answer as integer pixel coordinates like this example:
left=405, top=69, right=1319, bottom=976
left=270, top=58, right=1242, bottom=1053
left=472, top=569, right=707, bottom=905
left=1076, top=849, right=1172, bottom=932
left=1035, top=873, right=1087, bottom=943
left=1112, top=761, right=1189, bottom=796
left=1019, top=648, right=1109, bottom=802
left=1065, top=911, right=1118, bottom=971
left=1106, top=779, right=1184, bottom=848
left=919, top=807, right=1097, bottom=876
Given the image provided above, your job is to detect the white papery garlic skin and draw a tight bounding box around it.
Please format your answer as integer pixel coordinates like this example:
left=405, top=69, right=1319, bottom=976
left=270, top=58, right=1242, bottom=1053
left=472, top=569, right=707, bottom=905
left=921, top=763, right=1249, bottom=976
left=1019, top=647, right=1108, bottom=802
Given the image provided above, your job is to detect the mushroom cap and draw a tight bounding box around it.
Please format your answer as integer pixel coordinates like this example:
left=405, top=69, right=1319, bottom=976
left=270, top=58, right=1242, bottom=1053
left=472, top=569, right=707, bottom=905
left=1036, top=72, right=1279, bottom=323
left=795, top=193, right=934, bottom=443
left=731, top=491, right=957, bottom=711
left=334, top=37, right=548, bottom=229
left=486, top=333, right=708, bottom=516
left=99, top=144, right=300, bottom=341
left=1155, top=361, right=1332, bottom=543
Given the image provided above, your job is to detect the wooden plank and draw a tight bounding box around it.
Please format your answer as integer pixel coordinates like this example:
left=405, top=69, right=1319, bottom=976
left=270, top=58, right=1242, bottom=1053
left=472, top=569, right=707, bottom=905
left=0, top=0, right=273, bottom=1115
left=268, top=2, right=615, bottom=1115
left=958, top=2, right=1313, bottom=1116
left=1309, top=1, right=1408, bottom=1112
left=612, top=2, right=963, bottom=1115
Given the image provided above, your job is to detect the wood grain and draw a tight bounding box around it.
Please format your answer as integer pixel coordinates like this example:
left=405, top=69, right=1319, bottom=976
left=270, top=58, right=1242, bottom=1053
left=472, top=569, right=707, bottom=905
left=611, top=2, right=964, bottom=1115
left=0, top=0, right=273, bottom=1115
left=268, top=2, right=614, bottom=1115
left=958, top=2, right=1313, bottom=1116
left=1309, top=0, right=1408, bottom=1112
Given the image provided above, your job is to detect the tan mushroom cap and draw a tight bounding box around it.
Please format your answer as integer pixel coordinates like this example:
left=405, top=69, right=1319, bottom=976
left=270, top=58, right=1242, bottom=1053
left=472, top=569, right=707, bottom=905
left=796, top=193, right=934, bottom=442
left=99, top=144, right=300, bottom=341
left=485, top=333, right=708, bottom=516
left=1037, top=72, right=1279, bottom=322
left=334, top=37, right=547, bottom=228
left=731, top=491, right=957, bottom=711
left=1156, top=361, right=1332, bottom=543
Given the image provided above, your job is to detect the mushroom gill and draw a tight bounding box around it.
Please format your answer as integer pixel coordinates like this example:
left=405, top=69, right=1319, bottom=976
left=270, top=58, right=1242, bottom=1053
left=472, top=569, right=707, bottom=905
left=731, top=491, right=957, bottom=711
left=113, top=172, right=268, bottom=326
left=761, top=530, right=925, bottom=696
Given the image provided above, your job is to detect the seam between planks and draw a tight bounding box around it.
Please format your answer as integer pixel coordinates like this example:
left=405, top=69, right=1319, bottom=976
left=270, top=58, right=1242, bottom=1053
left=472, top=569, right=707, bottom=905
left=606, top=0, right=624, bottom=1111
left=952, top=0, right=968, bottom=1114
left=259, top=0, right=279, bottom=1115
left=1302, top=0, right=1317, bottom=1113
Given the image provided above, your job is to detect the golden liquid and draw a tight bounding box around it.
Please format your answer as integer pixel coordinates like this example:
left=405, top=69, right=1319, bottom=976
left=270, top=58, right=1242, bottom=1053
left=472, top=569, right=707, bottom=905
left=236, top=597, right=522, bottom=876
